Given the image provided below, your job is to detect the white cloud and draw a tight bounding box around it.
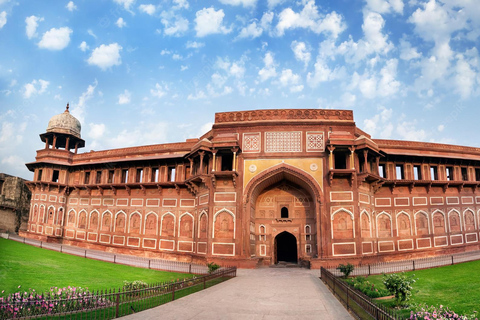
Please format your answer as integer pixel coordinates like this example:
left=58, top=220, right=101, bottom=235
left=38, top=27, right=72, bottom=50
left=139, top=4, right=156, bottom=15
left=238, top=21, right=263, bottom=39
left=66, top=1, right=77, bottom=11
left=291, top=41, right=311, bottom=67
left=454, top=54, right=476, bottom=99
left=396, top=120, right=427, bottom=141
left=116, top=17, right=127, bottom=28
left=362, top=107, right=393, bottom=138
left=113, top=0, right=135, bottom=12
left=399, top=37, right=421, bottom=60
left=276, top=0, right=346, bottom=38
left=258, top=51, right=276, bottom=82
left=186, top=41, right=204, bottom=49
left=219, top=0, right=256, bottom=7
left=25, top=15, right=44, bottom=39
left=79, top=41, right=89, bottom=51
left=88, top=123, right=106, bottom=139
left=187, top=90, right=207, bottom=100
left=23, top=79, right=49, bottom=99
left=161, top=12, right=189, bottom=36
left=87, top=29, right=97, bottom=38
left=195, top=7, right=231, bottom=37
left=180, top=65, right=188, bottom=71
left=199, top=122, right=213, bottom=135
left=365, top=0, right=404, bottom=14
left=150, top=83, right=167, bottom=98
left=378, top=59, right=401, bottom=97
left=267, top=0, right=284, bottom=9
left=0, top=11, right=6, bottom=29
left=87, top=43, right=123, bottom=70
left=173, top=0, right=189, bottom=10
left=306, top=57, right=344, bottom=87
left=438, top=124, right=445, bottom=132
left=70, top=79, right=97, bottom=124
left=118, top=89, right=131, bottom=104
left=278, top=69, right=302, bottom=92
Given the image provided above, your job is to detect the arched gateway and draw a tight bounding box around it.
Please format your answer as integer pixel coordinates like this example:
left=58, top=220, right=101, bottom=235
left=244, top=164, right=323, bottom=265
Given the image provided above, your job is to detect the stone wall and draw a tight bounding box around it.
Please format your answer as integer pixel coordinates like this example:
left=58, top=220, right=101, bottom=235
left=0, top=173, right=31, bottom=233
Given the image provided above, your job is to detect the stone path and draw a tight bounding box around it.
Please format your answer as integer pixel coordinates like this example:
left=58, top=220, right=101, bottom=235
left=120, top=268, right=353, bottom=320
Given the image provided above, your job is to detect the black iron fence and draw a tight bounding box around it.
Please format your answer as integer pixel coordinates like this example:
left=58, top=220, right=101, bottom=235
left=321, top=267, right=398, bottom=320
left=325, top=249, right=480, bottom=277
left=0, top=267, right=237, bottom=320
left=1, top=233, right=209, bottom=274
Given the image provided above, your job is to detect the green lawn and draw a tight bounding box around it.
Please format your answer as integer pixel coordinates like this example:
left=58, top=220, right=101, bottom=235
left=0, top=238, right=193, bottom=295
left=365, top=260, right=480, bottom=316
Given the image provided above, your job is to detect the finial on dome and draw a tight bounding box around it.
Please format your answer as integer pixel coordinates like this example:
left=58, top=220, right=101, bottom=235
left=66, top=103, right=70, bottom=113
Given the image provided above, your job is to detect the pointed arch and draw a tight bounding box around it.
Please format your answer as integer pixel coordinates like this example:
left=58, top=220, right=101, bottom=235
left=376, top=211, right=392, bottom=238
left=414, top=210, right=430, bottom=235
left=128, top=211, right=142, bottom=234
left=56, top=207, right=65, bottom=225
left=396, top=211, right=412, bottom=237
left=144, top=211, right=158, bottom=235
left=114, top=210, right=127, bottom=232
left=432, top=209, right=446, bottom=234
left=198, top=210, right=208, bottom=239
left=89, top=209, right=100, bottom=230
left=39, top=204, right=46, bottom=223
left=67, top=209, right=76, bottom=226
left=101, top=210, right=113, bottom=232
left=31, top=204, right=39, bottom=222
left=448, top=209, right=462, bottom=232
left=160, top=212, right=176, bottom=237
left=213, top=208, right=235, bottom=239
left=331, top=208, right=354, bottom=239
left=78, top=209, right=87, bottom=229
left=463, top=208, right=476, bottom=231
left=360, top=209, right=372, bottom=238
left=47, top=205, right=56, bottom=224
left=179, top=212, right=194, bottom=238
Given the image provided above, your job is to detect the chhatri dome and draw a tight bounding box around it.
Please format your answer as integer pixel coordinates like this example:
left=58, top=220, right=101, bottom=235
left=46, top=103, right=82, bottom=139
left=40, top=103, right=85, bottom=152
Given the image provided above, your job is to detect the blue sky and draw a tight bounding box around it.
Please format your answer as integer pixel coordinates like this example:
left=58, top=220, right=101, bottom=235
left=0, top=0, right=479, bottom=180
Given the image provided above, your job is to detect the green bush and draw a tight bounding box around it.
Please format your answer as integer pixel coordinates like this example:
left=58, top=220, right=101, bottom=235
left=123, top=280, right=148, bottom=291
left=345, top=276, right=390, bottom=298
left=382, top=272, right=417, bottom=307
left=337, top=263, right=355, bottom=278
left=207, top=262, right=220, bottom=274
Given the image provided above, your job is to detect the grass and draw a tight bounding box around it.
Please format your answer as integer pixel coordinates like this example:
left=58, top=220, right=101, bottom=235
left=363, top=260, right=480, bottom=317
left=0, top=238, right=194, bottom=295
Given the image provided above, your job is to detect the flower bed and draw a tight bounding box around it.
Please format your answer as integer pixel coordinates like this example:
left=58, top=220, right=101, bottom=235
left=410, top=304, right=478, bottom=320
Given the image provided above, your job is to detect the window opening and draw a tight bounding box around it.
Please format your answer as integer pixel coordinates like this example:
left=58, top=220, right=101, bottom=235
left=84, top=172, right=90, bottom=184
left=281, top=207, right=289, bottom=219
left=446, top=166, right=453, bottom=181
left=476, top=168, right=480, bottom=182
left=167, top=167, right=176, bottom=182
left=52, top=170, right=59, bottom=183
left=461, top=167, right=468, bottom=181
left=221, top=153, right=233, bottom=171
left=395, top=165, right=404, bottom=180
left=334, top=151, right=347, bottom=169
left=37, top=169, right=43, bottom=181
left=151, top=167, right=158, bottom=182
left=185, top=166, right=191, bottom=178
left=136, top=168, right=143, bottom=183
left=121, top=169, right=128, bottom=183
left=430, top=166, right=438, bottom=180
left=96, top=171, right=102, bottom=184
left=378, top=164, right=386, bottom=178
left=108, top=170, right=114, bottom=183
left=414, top=165, right=422, bottom=180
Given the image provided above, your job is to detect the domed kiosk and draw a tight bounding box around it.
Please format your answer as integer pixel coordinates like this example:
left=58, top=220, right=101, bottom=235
left=39, top=104, right=85, bottom=153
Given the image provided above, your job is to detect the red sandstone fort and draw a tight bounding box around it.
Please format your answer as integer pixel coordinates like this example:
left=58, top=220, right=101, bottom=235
left=21, top=106, right=480, bottom=268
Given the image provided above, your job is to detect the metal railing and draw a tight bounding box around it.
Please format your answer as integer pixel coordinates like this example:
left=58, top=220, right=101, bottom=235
left=324, top=249, right=480, bottom=277
left=321, top=267, right=398, bottom=320
left=0, top=267, right=237, bottom=320
left=1, top=233, right=209, bottom=274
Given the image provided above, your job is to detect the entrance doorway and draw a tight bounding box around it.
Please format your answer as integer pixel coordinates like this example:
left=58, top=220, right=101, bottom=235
left=275, top=231, right=297, bottom=263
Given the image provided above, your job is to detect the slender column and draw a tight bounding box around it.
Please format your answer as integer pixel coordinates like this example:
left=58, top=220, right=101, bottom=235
left=74, top=143, right=79, bottom=154
left=363, top=150, right=369, bottom=173
left=349, top=146, right=356, bottom=170
left=199, top=151, right=205, bottom=175
left=52, top=134, right=58, bottom=149
left=232, top=147, right=238, bottom=172
left=211, top=149, right=217, bottom=172
left=65, top=137, right=70, bottom=151
left=189, top=158, right=194, bottom=175
left=45, top=137, right=49, bottom=149
left=327, top=146, right=335, bottom=170
left=375, top=156, right=380, bottom=175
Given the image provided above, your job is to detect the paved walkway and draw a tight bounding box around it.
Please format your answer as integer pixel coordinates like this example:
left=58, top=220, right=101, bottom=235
left=120, top=268, right=353, bottom=320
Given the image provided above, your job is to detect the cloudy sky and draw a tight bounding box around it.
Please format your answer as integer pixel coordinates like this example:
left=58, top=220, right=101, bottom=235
left=0, top=0, right=479, bottom=180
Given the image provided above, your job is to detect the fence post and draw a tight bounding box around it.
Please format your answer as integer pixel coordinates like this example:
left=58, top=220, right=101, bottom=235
left=413, top=260, right=415, bottom=271
left=115, top=292, right=120, bottom=318
left=203, top=276, right=206, bottom=289
left=60, top=245, right=62, bottom=253
left=346, top=285, right=349, bottom=310
left=452, top=255, right=454, bottom=265
left=114, top=255, right=116, bottom=263
left=368, top=264, right=371, bottom=276
left=148, top=260, right=151, bottom=269
left=40, top=241, right=42, bottom=248
left=172, top=284, right=175, bottom=301
left=85, top=250, right=87, bottom=258
left=189, top=264, right=192, bottom=274
left=23, top=237, right=25, bottom=243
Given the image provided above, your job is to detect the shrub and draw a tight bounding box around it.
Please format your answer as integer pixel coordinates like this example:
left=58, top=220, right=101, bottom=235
left=123, top=280, right=148, bottom=292
left=383, top=272, right=417, bottom=307
left=344, top=276, right=390, bottom=298
left=207, top=262, right=220, bottom=274
left=410, top=304, right=478, bottom=320
left=337, top=263, right=355, bottom=278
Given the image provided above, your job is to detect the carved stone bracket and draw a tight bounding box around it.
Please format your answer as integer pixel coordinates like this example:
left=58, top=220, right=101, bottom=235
left=174, top=184, right=180, bottom=195
left=125, top=185, right=131, bottom=196
left=97, top=186, right=103, bottom=196
left=426, top=183, right=432, bottom=194
left=458, top=183, right=464, bottom=193
left=110, top=185, right=117, bottom=195
left=389, top=182, right=396, bottom=194
left=443, top=183, right=449, bottom=193
left=85, top=186, right=91, bottom=195
left=140, top=185, right=146, bottom=195
left=156, top=184, right=162, bottom=195
left=408, top=183, right=414, bottom=194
